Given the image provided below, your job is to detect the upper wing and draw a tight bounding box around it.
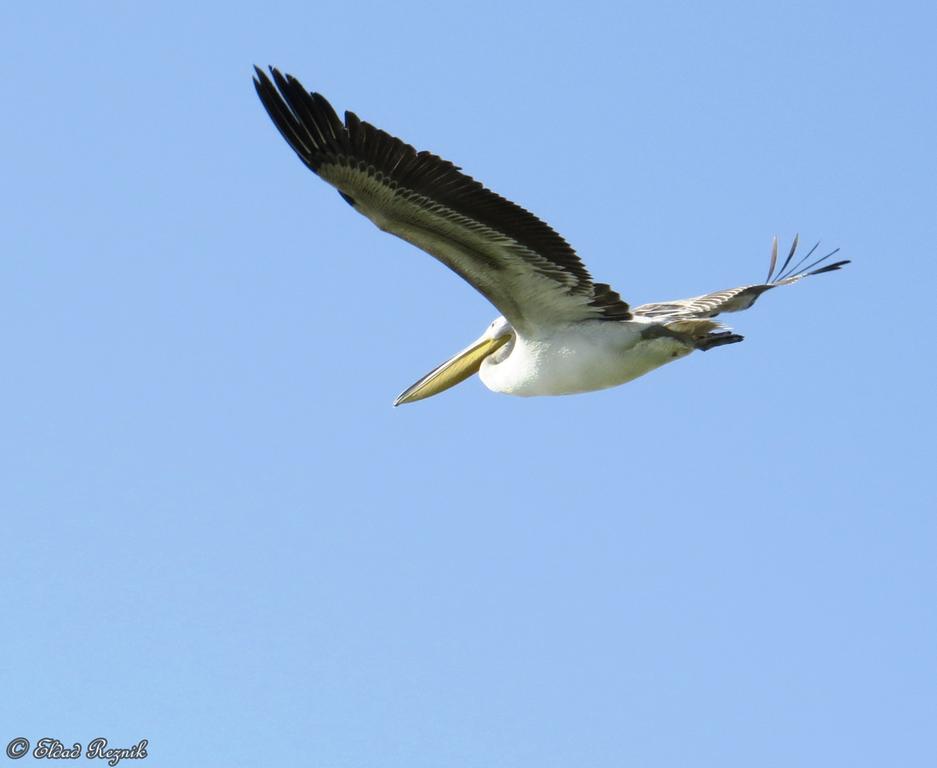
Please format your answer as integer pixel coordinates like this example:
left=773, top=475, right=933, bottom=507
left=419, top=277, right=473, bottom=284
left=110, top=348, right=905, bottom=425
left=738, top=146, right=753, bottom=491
left=633, top=236, right=849, bottom=319
left=253, top=67, right=631, bottom=332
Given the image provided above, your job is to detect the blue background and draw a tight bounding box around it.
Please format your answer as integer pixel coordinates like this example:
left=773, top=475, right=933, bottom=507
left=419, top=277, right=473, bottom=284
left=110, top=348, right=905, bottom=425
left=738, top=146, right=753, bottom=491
left=2, top=1, right=934, bottom=766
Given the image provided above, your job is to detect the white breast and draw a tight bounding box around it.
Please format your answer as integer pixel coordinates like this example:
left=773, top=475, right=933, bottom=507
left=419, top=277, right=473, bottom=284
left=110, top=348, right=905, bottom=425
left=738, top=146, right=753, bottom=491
left=479, top=321, right=692, bottom=397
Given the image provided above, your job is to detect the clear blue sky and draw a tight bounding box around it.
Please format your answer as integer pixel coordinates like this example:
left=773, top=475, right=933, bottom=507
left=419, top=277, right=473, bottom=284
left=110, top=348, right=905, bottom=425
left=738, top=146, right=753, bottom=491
left=2, top=2, right=935, bottom=766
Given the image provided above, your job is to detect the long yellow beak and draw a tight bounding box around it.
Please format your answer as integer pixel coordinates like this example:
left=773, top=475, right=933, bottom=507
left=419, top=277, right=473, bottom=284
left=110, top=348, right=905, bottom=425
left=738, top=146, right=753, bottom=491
left=393, top=335, right=510, bottom=406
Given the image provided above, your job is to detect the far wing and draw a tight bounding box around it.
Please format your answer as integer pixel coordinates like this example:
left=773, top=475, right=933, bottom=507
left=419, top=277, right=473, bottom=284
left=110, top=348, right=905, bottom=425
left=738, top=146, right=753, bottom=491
left=634, top=236, right=849, bottom=319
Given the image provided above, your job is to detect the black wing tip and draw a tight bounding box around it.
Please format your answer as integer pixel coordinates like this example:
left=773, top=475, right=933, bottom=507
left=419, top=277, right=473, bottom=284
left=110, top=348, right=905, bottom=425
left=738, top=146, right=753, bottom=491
left=765, top=236, right=848, bottom=284
left=251, top=65, right=270, bottom=95
left=807, top=258, right=850, bottom=276
left=252, top=65, right=350, bottom=175
left=252, top=64, right=282, bottom=89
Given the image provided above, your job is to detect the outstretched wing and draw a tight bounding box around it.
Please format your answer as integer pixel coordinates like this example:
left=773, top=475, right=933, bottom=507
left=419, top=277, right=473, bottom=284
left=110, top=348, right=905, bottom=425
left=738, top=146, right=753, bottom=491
left=633, top=236, right=849, bottom=319
left=253, top=67, right=631, bottom=333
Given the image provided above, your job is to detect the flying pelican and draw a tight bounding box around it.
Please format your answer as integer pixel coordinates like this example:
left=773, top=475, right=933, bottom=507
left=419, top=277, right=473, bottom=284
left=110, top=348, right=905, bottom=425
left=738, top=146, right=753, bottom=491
left=253, top=67, right=848, bottom=406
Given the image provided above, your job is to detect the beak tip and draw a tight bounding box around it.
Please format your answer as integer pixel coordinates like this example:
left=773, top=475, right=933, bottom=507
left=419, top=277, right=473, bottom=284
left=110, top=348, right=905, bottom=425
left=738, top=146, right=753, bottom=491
left=391, top=333, right=507, bottom=408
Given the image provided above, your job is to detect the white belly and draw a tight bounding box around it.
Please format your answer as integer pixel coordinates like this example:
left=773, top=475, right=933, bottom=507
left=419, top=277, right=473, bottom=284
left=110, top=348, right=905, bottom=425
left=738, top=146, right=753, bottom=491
left=479, top=321, right=692, bottom=397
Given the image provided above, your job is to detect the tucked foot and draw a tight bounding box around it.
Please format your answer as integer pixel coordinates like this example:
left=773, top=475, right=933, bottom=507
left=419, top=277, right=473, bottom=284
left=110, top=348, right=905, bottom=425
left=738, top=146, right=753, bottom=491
left=696, top=331, right=744, bottom=351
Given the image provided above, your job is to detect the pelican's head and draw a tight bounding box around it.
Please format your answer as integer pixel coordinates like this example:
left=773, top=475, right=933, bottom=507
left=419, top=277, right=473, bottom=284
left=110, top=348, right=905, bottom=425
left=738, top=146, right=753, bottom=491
left=393, top=316, right=514, bottom=406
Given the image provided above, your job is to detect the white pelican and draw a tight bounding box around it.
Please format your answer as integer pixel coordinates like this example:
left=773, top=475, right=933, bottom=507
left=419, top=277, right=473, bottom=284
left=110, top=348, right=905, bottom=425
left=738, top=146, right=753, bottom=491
left=253, top=67, right=848, bottom=406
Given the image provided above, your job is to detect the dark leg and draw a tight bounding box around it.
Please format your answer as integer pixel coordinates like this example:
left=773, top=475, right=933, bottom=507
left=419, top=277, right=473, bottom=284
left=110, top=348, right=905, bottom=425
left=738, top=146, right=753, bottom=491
left=695, top=331, right=744, bottom=351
